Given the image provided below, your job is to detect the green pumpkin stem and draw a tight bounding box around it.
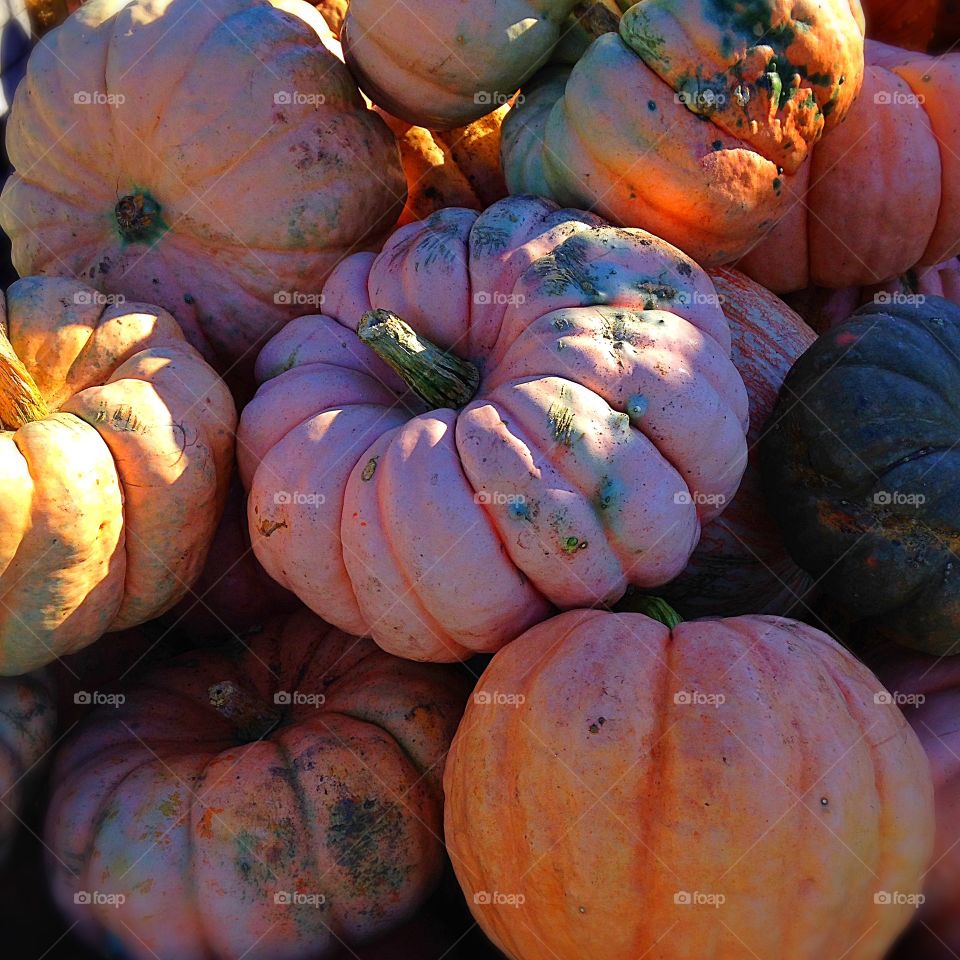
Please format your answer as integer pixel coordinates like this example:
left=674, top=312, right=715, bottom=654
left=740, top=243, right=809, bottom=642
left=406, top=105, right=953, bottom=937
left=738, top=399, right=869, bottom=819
left=571, top=1, right=621, bottom=40
left=0, top=327, right=49, bottom=429
left=619, top=594, right=684, bottom=629
left=209, top=681, right=282, bottom=742
left=358, top=309, right=480, bottom=409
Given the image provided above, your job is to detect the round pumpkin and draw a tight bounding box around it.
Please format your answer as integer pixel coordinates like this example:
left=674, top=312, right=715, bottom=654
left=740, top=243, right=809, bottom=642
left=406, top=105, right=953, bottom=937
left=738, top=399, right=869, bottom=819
left=0, top=276, right=235, bottom=675
left=738, top=41, right=960, bottom=292
left=46, top=608, right=470, bottom=960
left=864, top=640, right=960, bottom=959
left=500, top=0, right=865, bottom=264
left=0, top=0, right=405, bottom=380
left=657, top=267, right=817, bottom=617
left=860, top=0, right=960, bottom=52
left=444, top=606, right=934, bottom=960
left=0, top=670, right=54, bottom=863
left=762, top=296, right=960, bottom=656
left=238, top=195, right=749, bottom=662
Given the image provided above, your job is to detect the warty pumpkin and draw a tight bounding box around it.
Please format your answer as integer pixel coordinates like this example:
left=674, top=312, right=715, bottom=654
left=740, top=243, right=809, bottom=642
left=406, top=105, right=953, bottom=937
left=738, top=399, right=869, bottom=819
left=46, top=608, right=470, bottom=960
left=0, top=0, right=405, bottom=381
left=500, top=0, right=865, bottom=264
left=444, top=606, right=935, bottom=960
left=238, top=195, right=749, bottom=662
left=658, top=267, right=817, bottom=617
left=0, top=669, right=54, bottom=863
left=762, top=296, right=960, bottom=656
left=738, top=41, right=960, bottom=292
left=0, top=276, right=235, bottom=675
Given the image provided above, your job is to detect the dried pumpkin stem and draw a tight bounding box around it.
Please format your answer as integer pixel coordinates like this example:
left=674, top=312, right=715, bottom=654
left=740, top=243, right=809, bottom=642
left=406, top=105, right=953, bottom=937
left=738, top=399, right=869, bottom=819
left=25, top=0, right=73, bottom=36
left=209, top=681, right=282, bottom=742
left=0, top=328, right=48, bottom=429
left=619, top=594, right=684, bottom=629
left=571, top=1, right=621, bottom=40
left=358, top=309, right=480, bottom=410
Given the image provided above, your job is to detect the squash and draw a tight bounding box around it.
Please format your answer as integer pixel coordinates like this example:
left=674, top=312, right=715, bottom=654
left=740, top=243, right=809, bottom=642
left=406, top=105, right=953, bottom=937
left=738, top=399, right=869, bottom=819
left=444, top=605, right=935, bottom=960
left=762, top=296, right=960, bottom=656
left=46, top=608, right=470, bottom=960
left=0, top=670, right=54, bottom=863
left=860, top=0, right=960, bottom=52
left=657, top=267, right=817, bottom=617
left=738, top=42, right=960, bottom=292
left=502, top=0, right=865, bottom=264
left=0, top=0, right=405, bottom=382
left=0, top=276, right=235, bottom=675
left=238, top=195, right=749, bottom=662
left=865, top=640, right=960, bottom=959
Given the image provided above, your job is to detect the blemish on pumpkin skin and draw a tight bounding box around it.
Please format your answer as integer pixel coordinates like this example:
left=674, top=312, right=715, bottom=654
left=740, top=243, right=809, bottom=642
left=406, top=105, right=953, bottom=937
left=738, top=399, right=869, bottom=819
left=361, top=457, right=378, bottom=481
left=259, top=518, right=288, bottom=537
left=196, top=806, right=224, bottom=839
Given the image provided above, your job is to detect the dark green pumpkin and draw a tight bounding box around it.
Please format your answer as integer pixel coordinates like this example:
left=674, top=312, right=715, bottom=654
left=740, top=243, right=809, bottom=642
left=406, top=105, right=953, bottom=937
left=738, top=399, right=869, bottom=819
left=762, top=297, right=960, bottom=655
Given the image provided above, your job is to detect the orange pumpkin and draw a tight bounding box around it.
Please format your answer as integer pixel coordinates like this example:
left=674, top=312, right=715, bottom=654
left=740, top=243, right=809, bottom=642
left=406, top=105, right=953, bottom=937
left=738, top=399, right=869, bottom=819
left=738, top=42, right=960, bottom=291
left=0, top=0, right=405, bottom=380
left=0, top=276, right=235, bottom=675
left=860, top=0, right=960, bottom=52
left=445, top=607, right=935, bottom=960
left=46, top=609, right=470, bottom=960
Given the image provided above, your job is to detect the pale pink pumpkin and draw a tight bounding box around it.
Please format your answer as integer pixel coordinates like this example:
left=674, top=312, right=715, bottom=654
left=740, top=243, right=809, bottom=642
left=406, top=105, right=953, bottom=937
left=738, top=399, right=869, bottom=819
left=238, top=196, right=749, bottom=662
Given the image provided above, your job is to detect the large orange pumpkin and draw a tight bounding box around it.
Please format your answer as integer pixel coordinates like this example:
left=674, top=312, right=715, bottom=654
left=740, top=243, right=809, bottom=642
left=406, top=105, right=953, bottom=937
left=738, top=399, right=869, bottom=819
left=46, top=608, right=470, bottom=960
left=499, top=0, right=865, bottom=264
left=238, top=196, right=749, bottom=662
left=860, top=0, right=960, bottom=52
left=0, top=0, right=405, bottom=380
left=738, top=41, right=960, bottom=291
left=0, top=276, right=235, bottom=675
left=444, top=607, right=935, bottom=960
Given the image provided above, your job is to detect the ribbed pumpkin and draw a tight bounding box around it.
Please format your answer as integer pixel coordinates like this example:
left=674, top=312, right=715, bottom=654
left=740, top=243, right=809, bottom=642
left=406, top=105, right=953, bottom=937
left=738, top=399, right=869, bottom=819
left=763, top=296, right=960, bottom=656
left=444, top=607, right=934, bottom=960
left=0, top=277, right=234, bottom=675
left=657, top=267, right=817, bottom=617
left=0, top=670, right=54, bottom=863
left=46, top=609, right=470, bottom=960
left=738, top=41, right=960, bottom=291
left=0, top=0, right=405, bottom=380
left=500, top=0, right=865, bottom=264
left=865, top=640, right=960, bottom=959
left=238, top=196, right=749, bottom=662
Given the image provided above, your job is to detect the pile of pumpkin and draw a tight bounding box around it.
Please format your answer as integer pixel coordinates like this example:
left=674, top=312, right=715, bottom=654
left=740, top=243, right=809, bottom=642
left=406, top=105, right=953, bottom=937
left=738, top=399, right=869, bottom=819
left=1, top=0, right=959, bottom=957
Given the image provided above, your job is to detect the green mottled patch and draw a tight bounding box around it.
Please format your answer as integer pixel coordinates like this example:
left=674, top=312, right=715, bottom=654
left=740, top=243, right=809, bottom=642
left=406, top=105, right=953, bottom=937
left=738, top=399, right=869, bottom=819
left=595, top=476, right=620, bottom=511
left=470, top=224, right=512, bottom=253
left=563, top=535, right=588, bottom=554
left=234, top=829, right=274, bottom=891
left=621, top=9, right=668, bottom=65
left=95, top=403, right=149, bottom=434
left=548, top=402, right=578, bottom=446
left=158, top=793, right=182, bottom=818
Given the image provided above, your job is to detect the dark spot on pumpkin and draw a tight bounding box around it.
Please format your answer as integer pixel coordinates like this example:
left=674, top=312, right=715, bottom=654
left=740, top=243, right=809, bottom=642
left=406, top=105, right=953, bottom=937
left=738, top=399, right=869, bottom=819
left=259, top=518, right=288, bottom=537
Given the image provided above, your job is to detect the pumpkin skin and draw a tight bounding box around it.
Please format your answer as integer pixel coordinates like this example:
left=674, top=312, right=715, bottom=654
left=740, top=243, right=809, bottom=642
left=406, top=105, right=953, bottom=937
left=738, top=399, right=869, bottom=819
left=762, top=297, right=960, bottom=656
left=46, top=609, right=470, bottom=960
left=0, top=276, right=235, bottom=675
left=444, top=608, right=934, bottom=960
left=238, top=195, right=749, bottom=662
left=500, top=0, right=864, bottom=265
left=342, top=0, right=579, bottom=128
left=0, top=670, right=54, bottom=863
left=738, top=42, right=960, bottom=292
left=658, top=267, right=816, bottom=617
left=860, top=0, right=960, bottom=52
left=0, top=0, right=405, bottom=380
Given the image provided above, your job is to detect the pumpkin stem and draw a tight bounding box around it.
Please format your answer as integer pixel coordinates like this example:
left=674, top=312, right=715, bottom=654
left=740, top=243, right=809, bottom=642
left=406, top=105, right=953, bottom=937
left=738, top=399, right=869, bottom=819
left=115, top=192, right=164, bottom=243
left=0, top=328, right=48, bottom=429
left=618, top=594, right=684, bottom=629
left=25, top=0, right=72, bottom=35
left=208, top=681, right=282, bottom=742
left=358, top=309, right=481, bottom=409
left=571, top=1, right=621, bottom=40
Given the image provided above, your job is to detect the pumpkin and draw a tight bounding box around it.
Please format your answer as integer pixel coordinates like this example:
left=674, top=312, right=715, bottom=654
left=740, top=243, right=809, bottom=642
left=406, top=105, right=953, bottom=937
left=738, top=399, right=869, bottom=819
left=860, top=0, right=960, bottom=52
left=0, top=670, right=54, bottom=863
left=738, top=42, right=960, bottom=292
left=0, top=0, right=405, bottom=381
left=656, top=267, right=817, bottom=617
left=0, top=276, right=235, bottom=675
left=238, top=195, right=749, bottom=662
left=46, top=608, right=470, bottom=960
left=341, top=0, right=584, bottom=128
left=787, top=256, right=960, bottom=333
left=167, top=476, right=299, bottom=644
left=501, top=0, right=865, bottom=265
left=762, top=296, right=960, bottom=656
left=378, top=106, right=510, bottom=227
left=314, top=0, right=347, bottom=35
left=863, top=640, right=960, bottom=959
left=444, top=605, right=935, bottom=960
